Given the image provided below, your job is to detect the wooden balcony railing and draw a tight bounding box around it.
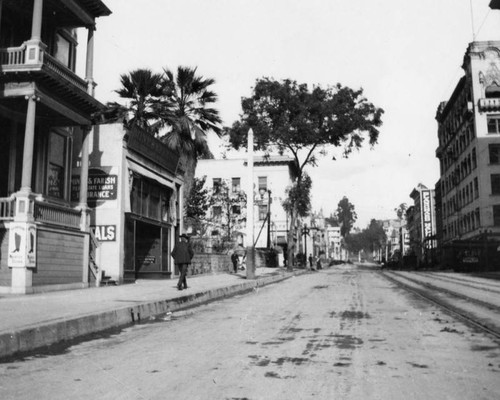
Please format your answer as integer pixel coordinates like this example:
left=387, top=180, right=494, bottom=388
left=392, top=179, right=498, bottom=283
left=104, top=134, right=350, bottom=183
left=0, top=197, right=15, bottom=220
left=0, top=45, right=26, bottom=65
left=34, top=201, right=81, bottom=229
left=0, top=44, right=88, bottom=93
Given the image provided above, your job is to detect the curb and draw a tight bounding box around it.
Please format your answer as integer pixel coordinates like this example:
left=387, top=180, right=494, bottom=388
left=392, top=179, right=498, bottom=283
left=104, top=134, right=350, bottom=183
left=0, top=270, right=306, bottom=361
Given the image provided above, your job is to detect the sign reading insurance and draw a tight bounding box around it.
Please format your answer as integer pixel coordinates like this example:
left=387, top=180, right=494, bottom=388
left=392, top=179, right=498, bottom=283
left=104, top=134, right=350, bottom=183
left=71, top=169, right=117, bottom=204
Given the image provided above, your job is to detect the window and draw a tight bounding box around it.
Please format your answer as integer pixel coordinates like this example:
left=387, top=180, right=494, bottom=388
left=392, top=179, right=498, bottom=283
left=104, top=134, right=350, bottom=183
left=258, top=204, right=267, bottom=221
left=487, top=116, right=500, bottom=134
left=474, top=177, right=479, bottom=198
left=130, top=177, right=172, bottom=221
left=231, top=177, right=240, bottom=193
left=258, top=176, right=267, bottom=191
left=53, top=31, right=77, bottom=71
left=491, top=174, right=500, bottom=195
left=472, top=148, right=477, bottom=169
left=489, top=144, right=500, bottom=164
left=213, top=178, right=221, bottom=194
left=47, top=131, right=68, bottom=199
left=231, top=205, right=241, bottom=215
left=493, top=205, right=500, bottom=226
left=212, top=206, right=222, bottom=218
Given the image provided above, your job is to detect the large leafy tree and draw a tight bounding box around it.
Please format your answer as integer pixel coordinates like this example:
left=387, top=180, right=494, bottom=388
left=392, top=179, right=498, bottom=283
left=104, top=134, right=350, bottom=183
left=225, top=78, right=383, bottom=268
left=105, top=68, right=168, bottom=134
left=161, top=66, right=223, bottom=201
left=335, top=196, right=357, bottom=237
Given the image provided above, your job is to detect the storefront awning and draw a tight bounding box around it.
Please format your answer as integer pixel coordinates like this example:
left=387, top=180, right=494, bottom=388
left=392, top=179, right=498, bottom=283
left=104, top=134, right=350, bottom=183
left=127, top=159, right=175, bottom=190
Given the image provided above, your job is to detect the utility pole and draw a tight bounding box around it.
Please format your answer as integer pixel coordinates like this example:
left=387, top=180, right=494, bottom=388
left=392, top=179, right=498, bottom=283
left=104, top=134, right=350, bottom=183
left=246, top=128, right=255, bottom=279
left=266, top=190, right=272, bottom=249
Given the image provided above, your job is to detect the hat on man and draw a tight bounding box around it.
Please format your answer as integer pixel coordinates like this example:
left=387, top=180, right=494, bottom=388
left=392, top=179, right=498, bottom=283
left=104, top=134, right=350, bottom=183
left=180, top=233, right=190, bottom=239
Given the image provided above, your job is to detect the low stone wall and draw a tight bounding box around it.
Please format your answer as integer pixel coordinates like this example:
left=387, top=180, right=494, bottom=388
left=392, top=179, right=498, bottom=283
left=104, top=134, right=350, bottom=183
left=189, top=253, right=231, bottom=276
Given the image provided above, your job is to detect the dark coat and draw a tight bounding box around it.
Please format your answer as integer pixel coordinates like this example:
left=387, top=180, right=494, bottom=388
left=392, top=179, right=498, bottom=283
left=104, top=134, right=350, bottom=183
left=171, top=240, right=194, bottom=264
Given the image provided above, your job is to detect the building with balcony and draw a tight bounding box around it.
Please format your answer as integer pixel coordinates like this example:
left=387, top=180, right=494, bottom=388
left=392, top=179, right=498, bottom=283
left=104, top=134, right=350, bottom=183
left=435, top=41, right=500, bottom=269
left=71, top=124, right=184, bottom=284
left=0, top=0, right=111, bottom=293
left=195, top=156, right=297, bottom=265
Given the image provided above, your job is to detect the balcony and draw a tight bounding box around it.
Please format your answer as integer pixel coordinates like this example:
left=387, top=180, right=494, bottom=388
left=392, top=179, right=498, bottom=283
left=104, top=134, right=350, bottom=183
left=0, top=43, right=105, bottom=124
left=478, top=98, right=500, bottom=112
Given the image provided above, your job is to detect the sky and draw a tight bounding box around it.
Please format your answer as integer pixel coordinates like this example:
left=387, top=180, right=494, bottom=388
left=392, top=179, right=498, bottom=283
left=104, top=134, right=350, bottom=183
left=83, top=0, right=500, bottom=228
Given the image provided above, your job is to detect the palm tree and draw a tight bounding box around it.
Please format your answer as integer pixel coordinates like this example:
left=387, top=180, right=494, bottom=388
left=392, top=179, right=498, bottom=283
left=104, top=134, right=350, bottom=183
left=160, top=66, right=222, bottom=202
left=105, top=68, right=169, bottom=135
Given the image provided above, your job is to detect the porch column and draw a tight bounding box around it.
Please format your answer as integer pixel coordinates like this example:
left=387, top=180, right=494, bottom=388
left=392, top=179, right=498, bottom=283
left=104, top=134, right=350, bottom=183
left=20, top=95, right=37, bottom=193
left=9, top=95, right=38, bottom=294
left=0, top=1, right=4, bottom=34
left=31, top=0, right=43, bottom=40
left=85, top=27, right=96, bottom=96
left=26, top=0, right=45, bottom=64
left=79, top=126, right=91, bottom=231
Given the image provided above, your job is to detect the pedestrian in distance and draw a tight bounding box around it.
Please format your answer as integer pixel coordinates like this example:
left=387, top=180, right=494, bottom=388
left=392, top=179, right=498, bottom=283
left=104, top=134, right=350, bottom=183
left=231, top=252, right=239, bottom=273
left=308, top=254, right=313, bottom=269
left=171, top=233, right=194, bottom=291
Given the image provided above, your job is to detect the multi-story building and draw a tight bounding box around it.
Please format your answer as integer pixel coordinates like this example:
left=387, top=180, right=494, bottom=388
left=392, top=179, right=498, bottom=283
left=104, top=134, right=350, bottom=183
left=0, top=0, right=111, bottom=293
left=435, top=41, right=500, bottom=269
left=407, top=184, right=437, bottom=266
left=325, top=224, right=343, bottom=260
left=195, top=156, right=297, bottom=262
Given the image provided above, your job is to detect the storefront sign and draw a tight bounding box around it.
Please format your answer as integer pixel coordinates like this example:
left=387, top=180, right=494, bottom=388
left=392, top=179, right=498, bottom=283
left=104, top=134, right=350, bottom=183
left=71, top=169, right=118, bottom=206
left=91, top=225, right=116, bottom=242
left=8, top=222, right=37, bottom=268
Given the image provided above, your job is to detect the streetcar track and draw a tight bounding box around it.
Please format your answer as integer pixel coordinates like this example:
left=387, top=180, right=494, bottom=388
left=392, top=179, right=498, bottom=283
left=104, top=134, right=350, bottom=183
left=379, top=271, right=500, bottom=341
left=407, top=271, right=500, bottom=295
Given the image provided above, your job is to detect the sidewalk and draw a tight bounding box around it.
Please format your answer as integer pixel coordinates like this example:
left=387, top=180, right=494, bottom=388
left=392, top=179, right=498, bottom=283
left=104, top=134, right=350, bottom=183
left=0, top=267, right=307, bottom=360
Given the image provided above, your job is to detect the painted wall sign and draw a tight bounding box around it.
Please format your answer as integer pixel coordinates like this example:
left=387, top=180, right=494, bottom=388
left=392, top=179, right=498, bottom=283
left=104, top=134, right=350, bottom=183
left=8, top=222, right=37, bottom=268
left=71, top=168, right=118, bottom=206
left=91, top=225, right=116, bottom=242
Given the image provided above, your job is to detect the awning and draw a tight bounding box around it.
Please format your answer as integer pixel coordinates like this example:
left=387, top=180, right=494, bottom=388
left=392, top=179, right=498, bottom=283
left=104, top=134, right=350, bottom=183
left=127, top=159, right=175, bottom=190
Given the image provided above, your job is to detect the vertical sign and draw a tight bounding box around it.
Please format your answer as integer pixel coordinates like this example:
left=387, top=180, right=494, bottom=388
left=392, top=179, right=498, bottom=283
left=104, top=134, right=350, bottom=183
left=420, top=190, right=434, bottom=245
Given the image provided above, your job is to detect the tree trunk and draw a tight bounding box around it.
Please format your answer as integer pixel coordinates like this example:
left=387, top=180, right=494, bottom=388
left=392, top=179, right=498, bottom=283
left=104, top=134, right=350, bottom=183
left=286, top=207, right=297, bottom=271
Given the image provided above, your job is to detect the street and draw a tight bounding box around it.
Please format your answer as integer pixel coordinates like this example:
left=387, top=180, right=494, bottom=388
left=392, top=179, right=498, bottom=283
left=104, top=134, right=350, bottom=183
left=1, top=264, right=499, bottom=399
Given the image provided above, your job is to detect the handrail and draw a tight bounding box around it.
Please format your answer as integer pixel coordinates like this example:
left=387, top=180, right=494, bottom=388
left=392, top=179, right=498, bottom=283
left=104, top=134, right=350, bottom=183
left=43, top=52, right=88, bottom=92
left=0, top=196, right=15, bottom=220
left=89, top=228, right=101, bottom=285
left=34, top=201, right=81, bottom=229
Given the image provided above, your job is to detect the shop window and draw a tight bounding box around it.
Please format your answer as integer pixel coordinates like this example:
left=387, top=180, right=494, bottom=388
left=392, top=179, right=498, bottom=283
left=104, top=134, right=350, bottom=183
left=130, top=176, right=172, bottom=221
left=487, top=116, right=500, bottom=134
left=493, top=205, right=500, bottom=226
left=489, top=144, right=500, bottom=164
left=491, top=174, right=500, bottom=195
left=47, top=131, right=68, bottom=199
left=232, top=177, right=240, bottom=193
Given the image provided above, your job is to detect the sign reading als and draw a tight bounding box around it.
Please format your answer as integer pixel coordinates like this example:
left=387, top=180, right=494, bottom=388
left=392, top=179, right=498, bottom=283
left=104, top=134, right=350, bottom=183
left=91, top=225, right=116, bottom=242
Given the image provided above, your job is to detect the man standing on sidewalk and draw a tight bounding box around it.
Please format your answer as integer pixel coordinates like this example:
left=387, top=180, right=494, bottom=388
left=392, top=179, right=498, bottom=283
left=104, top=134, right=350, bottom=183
left=172, top=234, right=194, bottom=290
